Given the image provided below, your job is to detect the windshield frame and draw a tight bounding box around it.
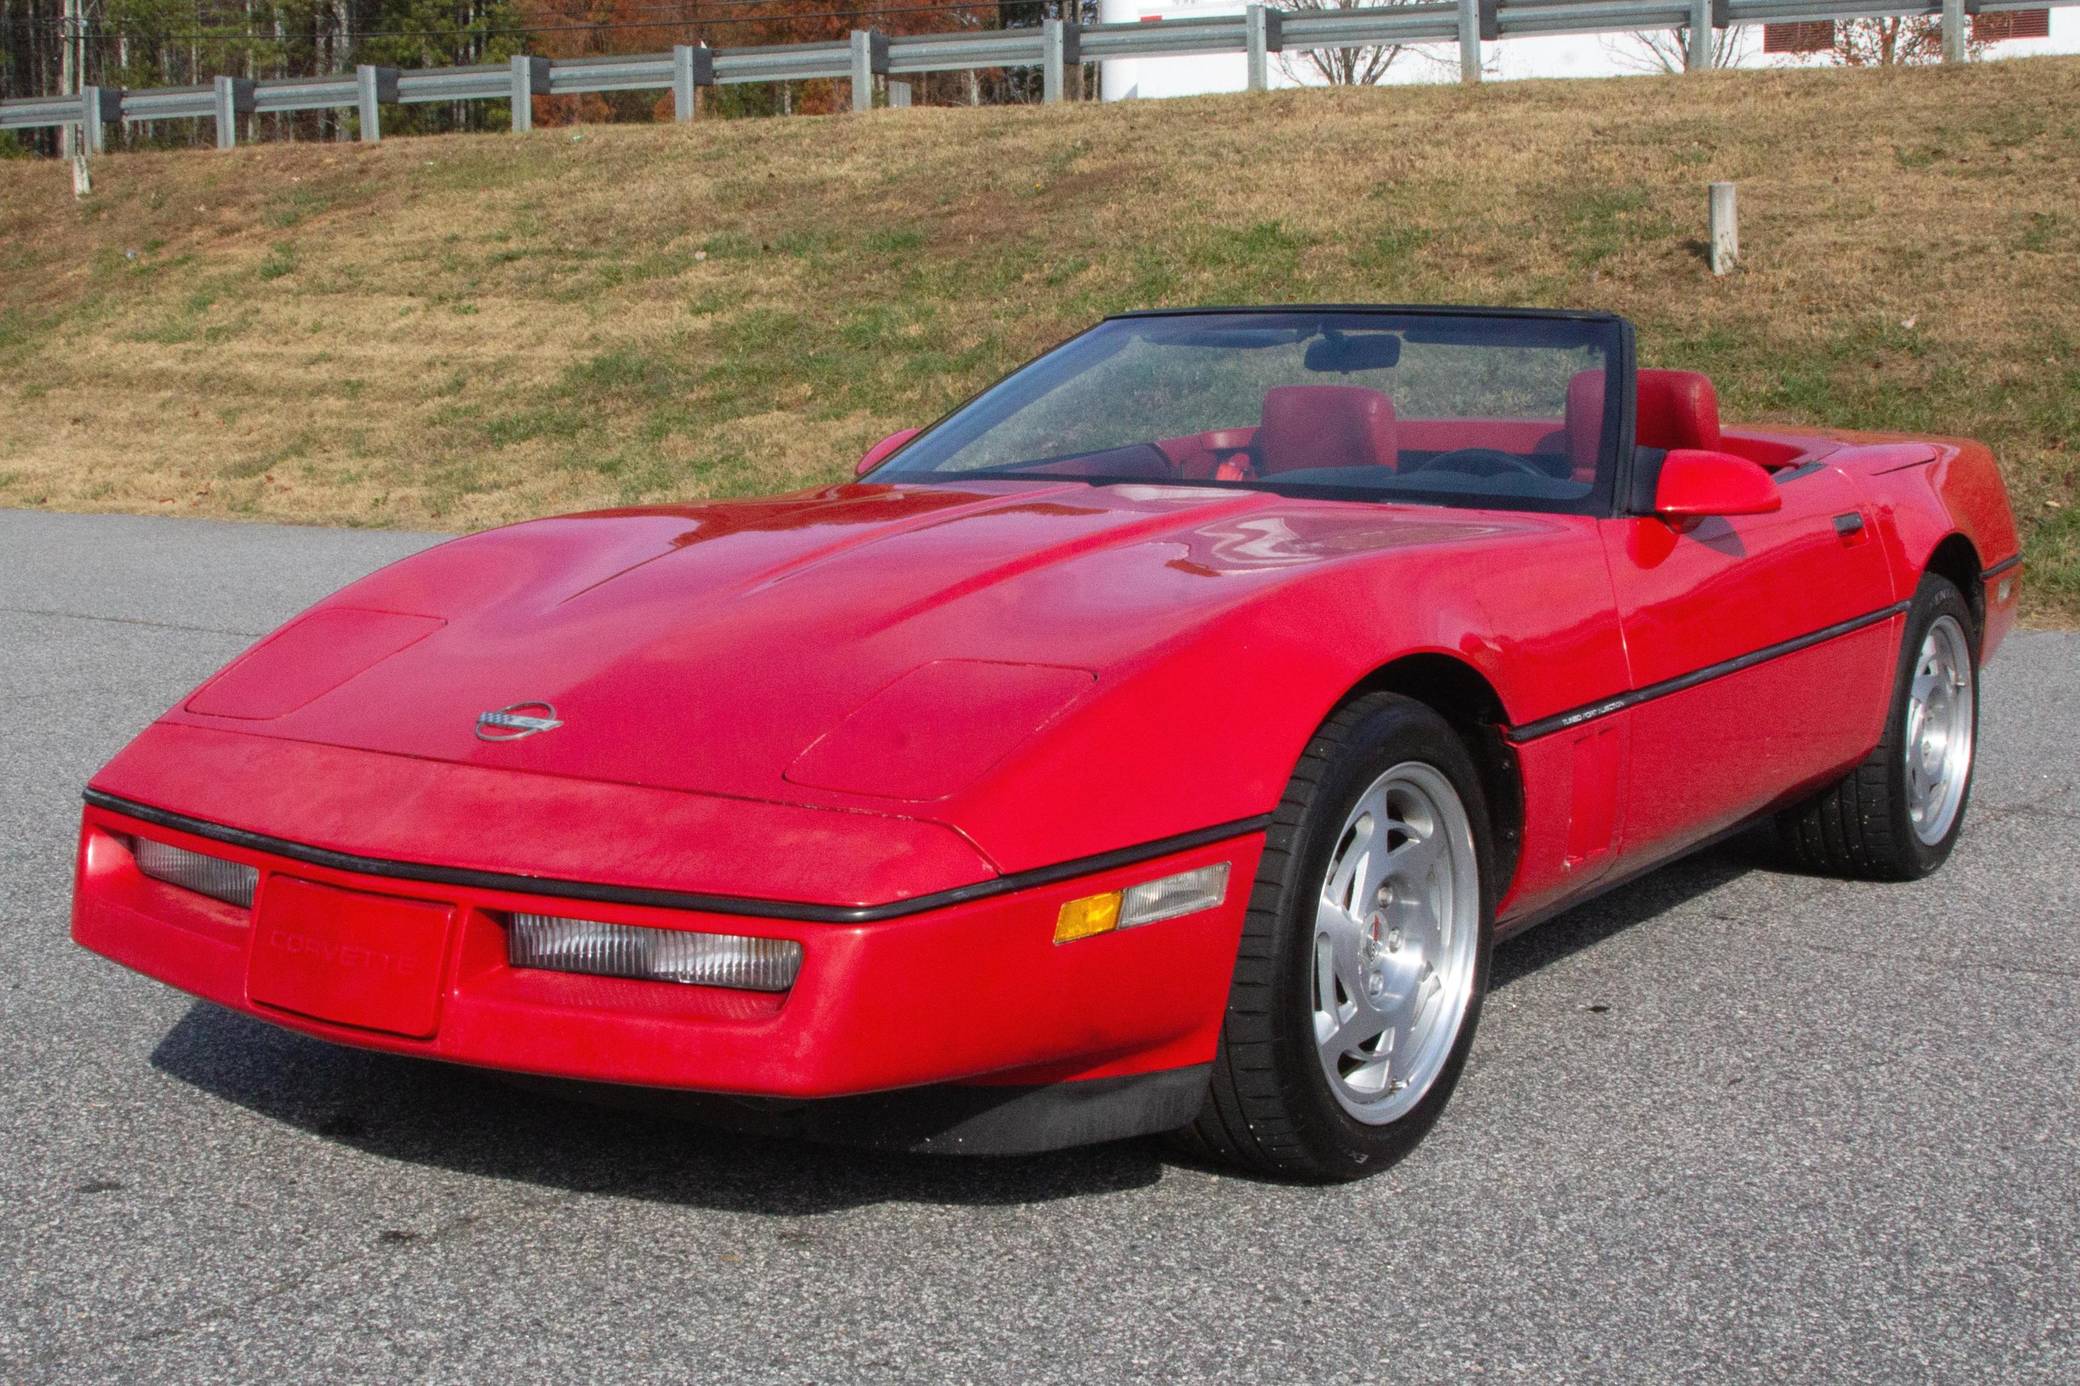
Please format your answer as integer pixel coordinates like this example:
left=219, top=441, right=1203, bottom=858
left=862, top=305, right=1638, bottom=518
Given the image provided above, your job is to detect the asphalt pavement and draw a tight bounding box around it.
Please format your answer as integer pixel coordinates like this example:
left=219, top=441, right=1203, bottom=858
left=2, top=508, right=2075, bottom=1383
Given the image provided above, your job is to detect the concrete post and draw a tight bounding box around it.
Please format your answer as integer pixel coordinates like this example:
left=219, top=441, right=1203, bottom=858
left=1942, top=0, right=1967, bottom=63
left=212, top=76, right=254, bottom=151
left=1043, top=19, right=1071, bottom=104
left=850, top=30, right=889, bottom=112
left=78, top=84, right=119, bottom=156
left=1687, top=0, right=1713, bottom=70
left=510, top=55, right=550, bottom=132
left=1709, top=182, right=1738, bottom=276
left=1458, top=0, right=1482, bottom=84
left=888, top=80, right=912, bottom=108
left=672, top=45, right=713, bottom=122
left=1246, top=6, right=1284, bottom=93
left=355, top=65, right=398, bottom=143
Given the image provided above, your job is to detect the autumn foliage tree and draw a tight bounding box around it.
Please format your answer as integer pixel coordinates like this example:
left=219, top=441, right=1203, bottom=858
left=0, top=0, right=1021, bottom=154
left=1824, top=17, right=1986, bottom=66
left=515, top=0, right=992, bottom=123
left=517, top=0, right=698, bottom=124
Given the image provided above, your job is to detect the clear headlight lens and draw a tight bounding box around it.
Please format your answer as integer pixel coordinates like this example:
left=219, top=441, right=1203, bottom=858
left=509, top=914, right=802, bottom=992
left=1120, top=863, right=1230, bottom=927
left=131, top=838, right=258, bottom=910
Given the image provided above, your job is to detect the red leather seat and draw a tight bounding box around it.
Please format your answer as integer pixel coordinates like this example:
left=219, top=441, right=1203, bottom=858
left=1255, top=385, right=1398, bottom=475
left=1564, top=368, right=1722, bottom=480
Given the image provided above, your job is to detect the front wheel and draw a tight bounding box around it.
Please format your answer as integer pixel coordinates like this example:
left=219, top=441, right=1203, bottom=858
left=1775, top=573, right=1980, bottom=880
left=1177, top=693, right=1494, bottom=1181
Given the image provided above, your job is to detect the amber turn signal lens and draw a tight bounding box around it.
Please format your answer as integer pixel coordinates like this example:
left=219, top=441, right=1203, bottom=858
left=1053, top=891, right=1122, bottom=944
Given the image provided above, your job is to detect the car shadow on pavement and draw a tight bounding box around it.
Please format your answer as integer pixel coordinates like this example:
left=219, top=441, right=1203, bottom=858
left=147, top=834, right=1769, bottom=1209
left=1488, top=834, right=1764, bottom=993
left=148, top=1004, right=1170, bottom=1214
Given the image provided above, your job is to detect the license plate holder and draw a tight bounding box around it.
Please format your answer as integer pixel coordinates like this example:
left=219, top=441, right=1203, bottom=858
left=248, top=877, right=453, bottom=1039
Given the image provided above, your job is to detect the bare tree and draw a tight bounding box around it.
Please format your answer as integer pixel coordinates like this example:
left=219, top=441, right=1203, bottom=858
left=1605, top=25, right=1753, bottom=75
left=1276, top=0, right=1418, bottom=87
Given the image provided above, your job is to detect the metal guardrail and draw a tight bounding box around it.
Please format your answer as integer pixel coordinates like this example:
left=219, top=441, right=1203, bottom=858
left=3, top=0, right=2071, bottom=150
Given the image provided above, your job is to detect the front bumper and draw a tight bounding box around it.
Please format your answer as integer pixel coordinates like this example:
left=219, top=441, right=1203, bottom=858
left=71, top=799, right=1261, bottom=1120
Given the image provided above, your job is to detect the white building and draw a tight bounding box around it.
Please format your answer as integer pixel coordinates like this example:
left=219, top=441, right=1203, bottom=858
left=1094, top=0, right=2080, bottom=100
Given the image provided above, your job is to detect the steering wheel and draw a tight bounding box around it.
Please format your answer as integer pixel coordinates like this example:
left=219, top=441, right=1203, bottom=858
left=1405, top=448, right=1548, bottom=479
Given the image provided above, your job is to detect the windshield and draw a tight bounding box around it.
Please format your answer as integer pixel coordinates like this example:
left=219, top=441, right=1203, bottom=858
left=871, top=310, right=1624, bottom=513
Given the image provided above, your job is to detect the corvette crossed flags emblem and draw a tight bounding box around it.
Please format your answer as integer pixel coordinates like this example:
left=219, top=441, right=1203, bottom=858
left=475, top=702, right=564, bottom=742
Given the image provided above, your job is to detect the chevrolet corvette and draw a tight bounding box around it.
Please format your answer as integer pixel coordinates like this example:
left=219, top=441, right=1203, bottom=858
left=72, top=306, right=2023, bottom=1179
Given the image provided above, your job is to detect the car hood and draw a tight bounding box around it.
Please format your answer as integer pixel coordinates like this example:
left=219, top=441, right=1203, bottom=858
left=162, top=480, right=1531, bottom=809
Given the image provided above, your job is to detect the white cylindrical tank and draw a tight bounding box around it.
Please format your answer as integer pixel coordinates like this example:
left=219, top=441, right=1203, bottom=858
left=1097, top=0, right=1254, bottom=101
left=1099, top=0, right=1144, bottom=101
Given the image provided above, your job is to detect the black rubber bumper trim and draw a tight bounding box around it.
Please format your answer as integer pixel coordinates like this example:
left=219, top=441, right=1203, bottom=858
left=504, top=1063, right=1216, bottom=1156
left=1980, top=555, right=2023, bottom=580
left=1507, top=600, right=1912, bottom=744
left=81, top=789, right=1271, bottom=925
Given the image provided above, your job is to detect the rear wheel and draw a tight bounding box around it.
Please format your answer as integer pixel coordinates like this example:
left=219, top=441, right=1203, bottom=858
left=1177, top=693, right=1494, bottom=1181
left=1775, top=574, right=1979, bottom=880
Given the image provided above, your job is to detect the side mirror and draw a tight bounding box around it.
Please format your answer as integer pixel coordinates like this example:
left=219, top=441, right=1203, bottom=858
left=856, top=427, right=921, bottom=479
left=1653, top=448, right=1782, bottom=522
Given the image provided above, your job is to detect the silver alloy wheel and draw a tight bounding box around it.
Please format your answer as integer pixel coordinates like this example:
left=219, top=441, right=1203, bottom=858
left=1905, top=613, right=1975, bottom=846
left=1312, top=761, right=1480, bottom=1125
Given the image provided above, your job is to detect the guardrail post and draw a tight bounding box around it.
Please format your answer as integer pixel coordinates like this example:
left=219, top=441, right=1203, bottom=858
left=355, top=65, right=399, bottom=143
left=1043, top=19, right=1077, bottom=104
left=1246, top=6, right=1284, bottom=92
left=1687, top=0, right=1712, bottom=69
left=1942, top=0, right=1966, bottom=62
left=1709, top=182, right=1738, bottom=275
left=212, top=76, right=255, bottom=150
left=850, top=30, right=889, bottom=112
left=672, top=45, right=714, bottom=121
left=510, top=55, right=550, bottom=131
left=888, top=80, right=912, bottom=108
left=1458, top=0, right=1481, bottom=84
left=78, top=84, right=120, bottom=155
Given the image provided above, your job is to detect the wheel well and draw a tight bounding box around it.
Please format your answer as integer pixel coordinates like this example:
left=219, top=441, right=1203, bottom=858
left=1342, top=655, right=1524, bottom=892
left=1925, top=533, right=1984, bottom=641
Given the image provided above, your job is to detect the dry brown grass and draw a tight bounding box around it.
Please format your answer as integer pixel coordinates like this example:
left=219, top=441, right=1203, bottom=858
left=1, top=57, right=2076, bottom=614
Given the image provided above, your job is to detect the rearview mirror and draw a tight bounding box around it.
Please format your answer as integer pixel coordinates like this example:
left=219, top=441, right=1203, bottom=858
left=856, top=427, right=921, bottom=479
left=1653, top=449, right=1781, bottom=522
left=1303, top=331, right=1402, bottom=373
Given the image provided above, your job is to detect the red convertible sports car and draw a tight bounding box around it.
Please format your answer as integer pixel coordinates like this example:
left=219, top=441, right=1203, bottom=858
left=73, top=306, right=2023, bottom=1179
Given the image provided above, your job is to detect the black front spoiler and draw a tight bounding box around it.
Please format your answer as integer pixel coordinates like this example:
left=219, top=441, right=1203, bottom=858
left=504, top=1064, right=1213, bottom=1156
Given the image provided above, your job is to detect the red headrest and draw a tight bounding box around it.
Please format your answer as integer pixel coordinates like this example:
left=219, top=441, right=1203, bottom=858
left=1565, top=368, right=1721, bottom=477
left=1256, top=386, right=1398, bottom=474
left=1636, top=369, right=1720, bottom=451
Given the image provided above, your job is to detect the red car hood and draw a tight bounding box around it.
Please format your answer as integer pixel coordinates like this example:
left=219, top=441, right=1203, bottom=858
left=154, top=480, right=1528, bottom=809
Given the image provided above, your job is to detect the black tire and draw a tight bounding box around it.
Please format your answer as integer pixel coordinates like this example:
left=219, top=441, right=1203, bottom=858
left=1774, top=574, right=1980, bottom=881
left=1176, top=692, right=1496, bottom=1182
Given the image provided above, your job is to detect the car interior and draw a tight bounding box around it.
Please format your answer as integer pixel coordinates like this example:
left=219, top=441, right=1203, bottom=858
left=999, top=368, right=1822, bottom=502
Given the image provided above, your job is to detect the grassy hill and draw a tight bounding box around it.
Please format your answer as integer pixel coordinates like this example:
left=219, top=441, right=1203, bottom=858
left=1, top=57, right=2076, bottom=617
